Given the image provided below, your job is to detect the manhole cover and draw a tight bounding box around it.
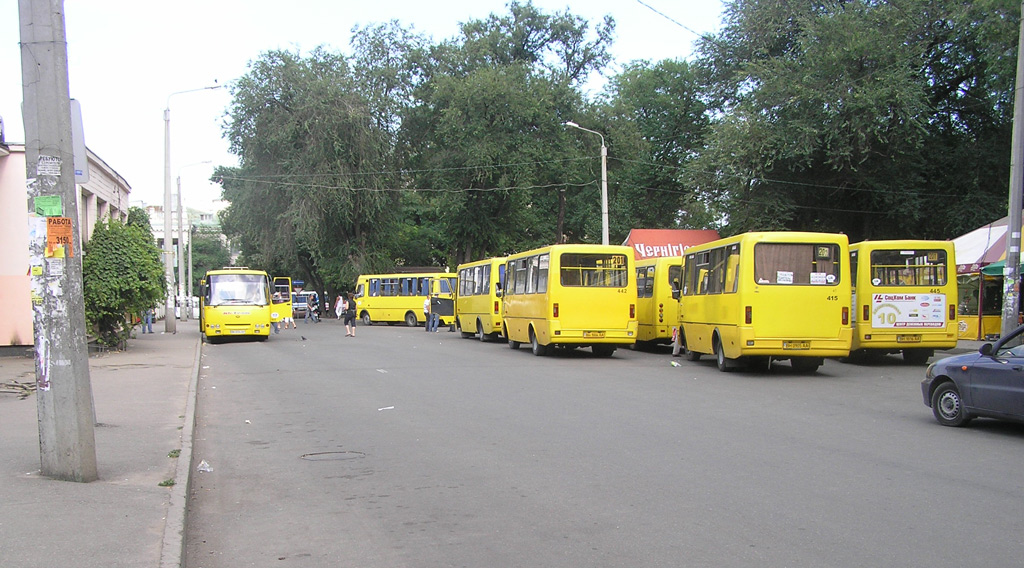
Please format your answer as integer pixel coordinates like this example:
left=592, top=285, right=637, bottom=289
left=299, top=451, right=365, bottom=461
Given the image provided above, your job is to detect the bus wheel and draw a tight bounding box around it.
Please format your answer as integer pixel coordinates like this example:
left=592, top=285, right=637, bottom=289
left=592, top=344, right=616, bottom=357
left=361, top=312, right=372, bottom=326
left=476, top=320, right=489, bottom=342
left=902, top=348, right=933, bottom=365
left=681, top=334, right=701, bottom=361
left=404, top=312, right=418, bottom=327
left=714, top=340, right=733, bottom=372
left=530, top=329, right=547, bottom=356
left=459, top=318, right=473, bottom=338
left=506, top=326, right=520, bottom=350
left=791, top=357, right=822, bottom=373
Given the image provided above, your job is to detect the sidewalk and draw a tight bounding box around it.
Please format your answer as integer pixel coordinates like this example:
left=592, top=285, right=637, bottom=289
left=0, top=322, right=200, bottom=568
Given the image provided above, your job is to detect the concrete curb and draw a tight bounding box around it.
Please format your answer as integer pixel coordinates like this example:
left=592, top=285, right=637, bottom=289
left=159, top=334, right=202, bottom=568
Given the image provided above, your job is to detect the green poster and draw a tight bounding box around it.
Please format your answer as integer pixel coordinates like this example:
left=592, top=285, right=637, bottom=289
left=34, top=195, right=63, bottom=217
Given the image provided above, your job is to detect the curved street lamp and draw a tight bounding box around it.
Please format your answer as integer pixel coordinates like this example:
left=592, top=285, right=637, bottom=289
left=564, top=121, right=609, bottom=246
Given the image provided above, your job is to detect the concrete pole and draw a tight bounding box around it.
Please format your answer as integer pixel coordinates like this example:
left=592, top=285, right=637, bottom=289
left=600, top=142, right=609, bottom=246
left=19, top=0, right=98, bottom=482
left=187, top=221, right=193, bottom=318
left=163, top=108, right=176, bottom=333
left=177, top=177, right=187, bottom=321
left=1002, top=0, right=1024, bottom=337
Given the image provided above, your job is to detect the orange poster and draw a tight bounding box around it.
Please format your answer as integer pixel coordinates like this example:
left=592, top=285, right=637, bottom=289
left=46, top=217, right=73, bottom=257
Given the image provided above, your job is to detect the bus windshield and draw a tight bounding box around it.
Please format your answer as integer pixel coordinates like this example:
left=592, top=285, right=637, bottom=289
left=208, top=273, right=269, bottom=306
left=753, top=243, right=841, bottom=286
left=560, top=253, right=629, bottom=287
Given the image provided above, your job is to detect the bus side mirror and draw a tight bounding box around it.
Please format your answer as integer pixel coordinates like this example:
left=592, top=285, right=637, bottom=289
left=672, top=289, right=680, bottom=300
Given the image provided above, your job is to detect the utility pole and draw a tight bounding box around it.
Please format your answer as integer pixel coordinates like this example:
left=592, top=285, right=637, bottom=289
left=176, top=177, right=186, bottom=321
left=19, top=0, right=98, bottom=482
left=1003, top=0, right=1024, bottom=337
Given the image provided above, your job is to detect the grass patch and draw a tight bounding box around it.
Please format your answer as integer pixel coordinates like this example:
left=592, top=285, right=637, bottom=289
left=158, top=478, right=176, bottom=487
left=168, top=449, right=181, bottom=458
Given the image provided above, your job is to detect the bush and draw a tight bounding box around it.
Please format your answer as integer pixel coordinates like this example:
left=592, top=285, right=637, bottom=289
left=82, top=218, right=166, bottom=347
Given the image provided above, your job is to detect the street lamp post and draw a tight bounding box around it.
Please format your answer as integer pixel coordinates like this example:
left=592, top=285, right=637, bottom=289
left=564, top=121, right=609, bottom=246
left=163, top=85, right=222, bottom=333
left=176, top=160, right=211, bottom=322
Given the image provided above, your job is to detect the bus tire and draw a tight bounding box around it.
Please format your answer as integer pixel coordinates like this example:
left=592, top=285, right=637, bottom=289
left=530, top=328, right=547, bottom=356
left=506, top=326, right=520, bottom=350
left=714, top=339, right=733, bottom=372
left=458, top=317, right=473, bottom=338
left=476, top=320, right=489, bottom=342
left=592, top=344, right=616, bottom=357
left=361, top=312, right=372, bottom=326
left=791, top=357, right=822, bottom=373
left=404, top=312, right=418, bottom=327
left=902, top=348, right=933, bottom=365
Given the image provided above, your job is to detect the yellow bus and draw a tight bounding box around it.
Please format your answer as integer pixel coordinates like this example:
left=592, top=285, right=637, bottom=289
left=634, top=256, right=683, bottom=348
left=676, top=232, right=852, bottom=373
left=353, top=272, right=457, bottom=326
left=502, top=244, right=637, bottom=357
left=456, top=257, right=507, bottom=341
left=849, top=240, right=957, bottom=364
left=199, top=267, right=274, bottom=342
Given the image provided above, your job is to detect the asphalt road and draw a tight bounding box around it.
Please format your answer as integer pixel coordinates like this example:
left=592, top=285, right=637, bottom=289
left=185, top=320, right=1024, bottom=568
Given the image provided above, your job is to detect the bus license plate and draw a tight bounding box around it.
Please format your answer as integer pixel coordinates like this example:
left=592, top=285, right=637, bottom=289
left=783, top=341, right=810, bottom=350
left=583, top=331, right=606, bottom=338
left=230, top=329, right=246, bottom=334
left=897, top=334, right=921, bottom=343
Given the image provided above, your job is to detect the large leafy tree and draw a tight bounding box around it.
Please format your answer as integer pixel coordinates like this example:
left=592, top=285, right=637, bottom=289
left=691, top=0, right=1018, bottom=240
left=83, top=212, right=165, bottom=347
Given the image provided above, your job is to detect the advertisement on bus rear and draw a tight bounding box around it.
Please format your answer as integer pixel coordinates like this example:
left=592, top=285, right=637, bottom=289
left=871, top=294, right=946, bottom=328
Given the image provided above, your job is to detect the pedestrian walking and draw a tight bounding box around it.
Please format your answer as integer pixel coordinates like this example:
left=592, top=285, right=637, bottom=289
left=335, top=294, right=344, bottom=320
left=423, top=296, right=431, bottom=332
left=142, top=307, right=155, bottom=334
left=344, top=293, right=357, bottom=337
left=428, top=294, right=440, bottom=332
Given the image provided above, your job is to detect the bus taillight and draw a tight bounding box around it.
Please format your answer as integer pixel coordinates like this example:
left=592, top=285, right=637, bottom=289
left=494, top=300, right=499, bottom=314
left=949, top=305, right=956, bottom=320
left=863, top=305, right=869, bottom=322
left=630, top=304, right=635, bottom=319
left=842, top=307, right=849, bottom=326
left=745, top=306, right=752, bottom=324
left=553, top=303, right=559, bottom=318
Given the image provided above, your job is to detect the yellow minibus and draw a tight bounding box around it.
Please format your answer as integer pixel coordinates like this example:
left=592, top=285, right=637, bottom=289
left=353, top=272, right=457, bottom=326
left=634, top=256, right=683, bottom=348
left=456, top=257, right=507, bottom=341
left=849, top=240, right=957, bottom=364
left=199, top=267, right=274, bottom=342
left=503, top=244, right=637, bottom=357
left=676, top=232, right=852, bottom=373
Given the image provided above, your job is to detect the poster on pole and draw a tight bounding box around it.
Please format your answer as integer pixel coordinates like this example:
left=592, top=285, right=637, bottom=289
left=46, top=217, right=73, bottom=258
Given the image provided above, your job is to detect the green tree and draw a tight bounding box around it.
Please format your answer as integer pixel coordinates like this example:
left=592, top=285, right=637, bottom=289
left=190, top=227, right=231, bottom=293
left=82, top=218, right=165, bottom=347
left=692, top=0, right=1018, bottom=240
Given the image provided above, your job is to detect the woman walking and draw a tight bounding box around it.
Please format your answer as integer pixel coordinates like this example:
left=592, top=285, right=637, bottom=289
left=344, top=293, right=358, bottom=337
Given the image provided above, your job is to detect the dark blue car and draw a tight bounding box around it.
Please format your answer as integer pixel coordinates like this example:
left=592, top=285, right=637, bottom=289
left=922, top=324, right=1024, bottom=427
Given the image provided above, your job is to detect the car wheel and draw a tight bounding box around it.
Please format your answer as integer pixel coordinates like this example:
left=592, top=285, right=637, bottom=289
left=530, top=329, right=547, bottom=356
left=405, top=312, right=418, bottom=327
left=715, top=339, right=732, bottom=372
left=361, top=312, right=372, bottom=326
left=931, top=382, right=970, bottom=427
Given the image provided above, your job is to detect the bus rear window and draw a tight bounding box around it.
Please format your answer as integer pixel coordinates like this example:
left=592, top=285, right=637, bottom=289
left=754, top=243, right=841, bottom=286
left=869, top=249, right=947, bottom=286
left=560, top=253, right=629, bottom=287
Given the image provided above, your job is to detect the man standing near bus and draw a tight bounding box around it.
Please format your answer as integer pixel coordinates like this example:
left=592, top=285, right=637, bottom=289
left=423, top=296, right=431, bottom=332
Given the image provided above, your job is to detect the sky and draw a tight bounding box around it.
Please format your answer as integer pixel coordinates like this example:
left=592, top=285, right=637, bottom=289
left=1, top=0, right=725, bottom=213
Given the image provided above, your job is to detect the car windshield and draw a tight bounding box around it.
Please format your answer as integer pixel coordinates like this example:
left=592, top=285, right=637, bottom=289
left=995, top=326, right=1024, bottom=357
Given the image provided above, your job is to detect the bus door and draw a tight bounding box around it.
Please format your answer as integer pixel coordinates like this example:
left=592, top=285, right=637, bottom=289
left=431, top=277, right=456, bottom=321
left=272, top=277, right=293, bottom=323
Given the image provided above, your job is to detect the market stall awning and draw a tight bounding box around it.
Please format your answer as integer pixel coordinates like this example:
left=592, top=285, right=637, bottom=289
left=953, top=211, right=1024, bottom=273
left=980, top=259, right=1024, bottom=276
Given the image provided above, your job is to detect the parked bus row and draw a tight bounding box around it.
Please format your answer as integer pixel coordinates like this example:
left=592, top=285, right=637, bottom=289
left=447, top=233, right=958, bottom=372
